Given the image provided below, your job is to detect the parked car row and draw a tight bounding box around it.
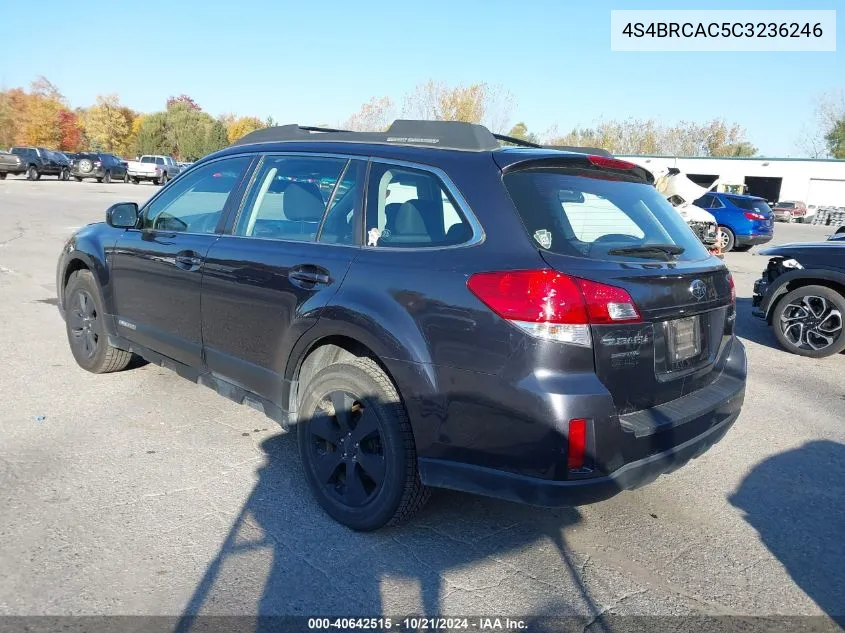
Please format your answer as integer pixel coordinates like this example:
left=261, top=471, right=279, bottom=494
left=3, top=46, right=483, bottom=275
left=0, top=147, right=189, bottom=185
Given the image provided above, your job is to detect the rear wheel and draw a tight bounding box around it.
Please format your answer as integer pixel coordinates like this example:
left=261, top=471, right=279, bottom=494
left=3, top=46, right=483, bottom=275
left=717, top=226, right=735, bottom=252
left=772, top=285, right=845, bottom=358
left=159, top=172, right=168, bottom=186
left=74, top=176, right=83, bottom=182
left=131, top=177, right=139, bottom=185
left=103, top=171, right=111, bottom=184
left=733, top=245, right=753, bottom=252
left=64, top=270, right=134, bottom=373
left=27, top=165, right=40, bottom=181
left=59, top=167, right=69, bottom=181
left=0, top=173, right=6, bottom=180
left=297, top=357, right=429, bottom=530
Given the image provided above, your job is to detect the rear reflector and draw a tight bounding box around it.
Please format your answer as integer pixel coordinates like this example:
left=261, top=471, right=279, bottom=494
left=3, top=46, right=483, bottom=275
left=587, top=155, right=636, bottom=171
left=567, top=418, right=587, bottom=471
left=467, top=270, right=641, bottom=347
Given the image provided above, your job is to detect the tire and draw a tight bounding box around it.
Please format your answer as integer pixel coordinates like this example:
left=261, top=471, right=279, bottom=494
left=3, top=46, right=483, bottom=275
left=771, top=285, right=845, bottom=359
left=717, top=226, right=735, bottom=252
left=60, top=167, right=69, bottom=181
left=123, top=172, right=129, bottom=183
left=297, top=357, right=429, bottom=530
left=64, top=270, right=133, bottom=373
left=96, top=177, right=103, bottom=183
left=103, top=171, right=111, bottom=184
left=0, top=173, right=6, bottom=180
left=733, top=245, right=753, bottom=252
left=74, top=176, right=83, bottom=182
left=131, top=177, right=139, bottom=185
left=159, top=173, right=168, bottom=186
left=27, top=165, right=40, bottom=181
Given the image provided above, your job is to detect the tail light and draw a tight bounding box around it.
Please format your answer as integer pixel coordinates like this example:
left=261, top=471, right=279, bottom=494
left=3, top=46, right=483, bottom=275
left=567, top=418, right=588, bottom=471
left=94, top=160, right=102, bottom=167
left=744, top=211, right=766, bottom=220
left=466, top=269, right=641, bottom=347
left=727, top=272, right=735, bottom=305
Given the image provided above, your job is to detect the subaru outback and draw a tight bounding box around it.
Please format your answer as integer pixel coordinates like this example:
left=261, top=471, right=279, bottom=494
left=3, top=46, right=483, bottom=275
left=56, top=120, right=746, bottom=530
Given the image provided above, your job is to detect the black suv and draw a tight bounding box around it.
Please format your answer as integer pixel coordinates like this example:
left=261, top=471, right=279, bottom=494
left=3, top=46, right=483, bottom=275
left=10, top=147, right=70, bottom=180
left=752, top=239, right=845, bottom=358
left=70, top=152, right=128, bottom=183
left=56, top=121, right=746, bottom=530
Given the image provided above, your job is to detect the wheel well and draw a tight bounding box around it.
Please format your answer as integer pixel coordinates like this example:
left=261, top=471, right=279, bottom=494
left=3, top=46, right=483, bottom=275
left=768, top=278, right=845, bottom=322
left=291, top=336, right=394, bottom=414
left=63, top=258, right=90, bottom=293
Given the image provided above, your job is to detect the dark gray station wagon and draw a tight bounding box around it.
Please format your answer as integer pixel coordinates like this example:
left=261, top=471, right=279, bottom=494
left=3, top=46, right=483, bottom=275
left=56, top=121, right=746, bottom=530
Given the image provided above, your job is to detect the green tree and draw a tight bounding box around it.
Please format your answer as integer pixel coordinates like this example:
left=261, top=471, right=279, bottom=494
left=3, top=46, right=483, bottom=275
left=506, top=122, right=539, bottom=144
left=825, top=118, right=845, bottom=158
left=135, top=112, right=171, bottom=156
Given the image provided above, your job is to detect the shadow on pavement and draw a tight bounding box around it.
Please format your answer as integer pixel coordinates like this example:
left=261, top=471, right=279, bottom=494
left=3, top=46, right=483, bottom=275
left=172, top=394, right=617, bottom=631
left=729, top=440, right=845, bottom=620
left=734, top=297, right=781, bottom=351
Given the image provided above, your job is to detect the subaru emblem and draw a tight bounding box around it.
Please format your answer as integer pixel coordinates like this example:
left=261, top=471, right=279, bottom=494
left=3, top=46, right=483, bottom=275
left=690, top=279, right=707, bottom=301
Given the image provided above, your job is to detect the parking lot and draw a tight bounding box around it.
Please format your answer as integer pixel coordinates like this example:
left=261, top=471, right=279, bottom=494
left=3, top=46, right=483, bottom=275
left=0, top=177, right=843, bottom=621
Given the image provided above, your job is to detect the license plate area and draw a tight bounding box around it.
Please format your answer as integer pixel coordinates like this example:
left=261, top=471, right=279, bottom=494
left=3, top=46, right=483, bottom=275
left=666, top=316, right=701, bottom=363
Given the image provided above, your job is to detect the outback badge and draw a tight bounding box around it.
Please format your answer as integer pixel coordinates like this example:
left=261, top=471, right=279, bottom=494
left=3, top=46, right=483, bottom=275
left=533, top=229, right=552, bottom=249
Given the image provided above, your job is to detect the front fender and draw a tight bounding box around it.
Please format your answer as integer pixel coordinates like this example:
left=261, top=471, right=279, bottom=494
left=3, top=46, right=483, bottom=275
left=760, top=268, right=845, bottom=320
left=56, top=223, right=120, bottom=314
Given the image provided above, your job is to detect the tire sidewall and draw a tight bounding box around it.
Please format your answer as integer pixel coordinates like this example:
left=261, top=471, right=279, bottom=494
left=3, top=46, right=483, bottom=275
left=297, top=362, right=408, bottom=530
left=772, top=285, right=845, bottom=358
left=65, top=271, right=110, bottom=371
left=27, top=166, right=38, bottom=180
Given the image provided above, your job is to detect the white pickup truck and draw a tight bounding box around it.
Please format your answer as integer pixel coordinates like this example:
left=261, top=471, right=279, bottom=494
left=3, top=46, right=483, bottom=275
left=126, top=155, right=182, bottom=185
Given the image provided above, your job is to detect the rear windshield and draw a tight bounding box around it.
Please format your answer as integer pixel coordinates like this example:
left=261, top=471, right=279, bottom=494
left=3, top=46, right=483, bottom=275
left=141, top=156, right=155, bottom=163
left=774, top=202, right=795, bottom=209
left=728, top=196, right=772, bottom=213
left=503, top=168, right=710, bottom=262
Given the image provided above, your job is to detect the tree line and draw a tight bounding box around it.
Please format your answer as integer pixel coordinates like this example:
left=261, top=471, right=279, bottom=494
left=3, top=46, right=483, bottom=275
left=0, top=77, right=271, bottom=161
left=2, top=76, right=843, bottom=160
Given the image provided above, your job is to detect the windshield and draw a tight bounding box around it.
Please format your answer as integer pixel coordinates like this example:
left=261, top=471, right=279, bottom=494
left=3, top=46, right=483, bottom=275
left=503, top=168, right=711, bottom=262
left=728, top=196, right=772, bottom=214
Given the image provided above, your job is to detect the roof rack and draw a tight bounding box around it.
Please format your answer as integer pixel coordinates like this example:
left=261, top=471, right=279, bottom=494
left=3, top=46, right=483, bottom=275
left=233, top=120, right=501, bottom=151
left=232, top=119, right=613, bottom=157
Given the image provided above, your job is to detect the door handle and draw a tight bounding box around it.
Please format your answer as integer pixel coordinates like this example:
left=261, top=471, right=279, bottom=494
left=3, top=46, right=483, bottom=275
left=289, top=265, right=331, bottom=286
left=174, top=251, right=203, bottom=271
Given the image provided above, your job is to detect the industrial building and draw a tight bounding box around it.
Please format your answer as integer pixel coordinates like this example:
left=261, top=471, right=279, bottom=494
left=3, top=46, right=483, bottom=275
left=617, top=155, right=845, bottom=208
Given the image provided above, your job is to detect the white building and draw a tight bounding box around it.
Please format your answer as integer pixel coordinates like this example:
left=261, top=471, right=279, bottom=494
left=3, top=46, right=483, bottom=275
left=616, top=155, right=845, bottom=208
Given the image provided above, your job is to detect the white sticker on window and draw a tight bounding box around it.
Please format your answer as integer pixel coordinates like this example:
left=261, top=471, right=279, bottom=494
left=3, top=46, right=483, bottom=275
left=367, top=227, right=381, bottom=247
left=534, top=229, right=552, bottom=249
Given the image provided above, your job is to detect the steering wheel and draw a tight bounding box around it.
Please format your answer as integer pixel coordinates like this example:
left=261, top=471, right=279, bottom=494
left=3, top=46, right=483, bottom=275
left=154, top=213, right=188, bottom=232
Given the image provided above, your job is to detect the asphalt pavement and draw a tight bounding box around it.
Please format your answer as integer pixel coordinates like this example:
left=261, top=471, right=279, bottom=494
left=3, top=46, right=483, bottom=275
left=0, top=177, right=843, bottom=622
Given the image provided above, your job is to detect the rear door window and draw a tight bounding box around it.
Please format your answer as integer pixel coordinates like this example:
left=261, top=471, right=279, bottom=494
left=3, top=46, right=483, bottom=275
left=234, top=155, right=351, bottom=242
left=503, top=166, right=710, bottom=262
left=364, top=163, right=472, bottom=248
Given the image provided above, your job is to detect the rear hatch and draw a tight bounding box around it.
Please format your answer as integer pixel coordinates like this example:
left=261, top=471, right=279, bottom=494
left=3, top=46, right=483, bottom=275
left=500, top=155, right=735, bottom=414
left=729, top=195, right=774, bottom=234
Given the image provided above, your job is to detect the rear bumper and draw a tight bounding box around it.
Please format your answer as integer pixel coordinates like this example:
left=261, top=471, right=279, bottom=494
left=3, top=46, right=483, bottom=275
left=71, top=168, right=105, bottom=179
left=0, top=164, right=25, bottom=174
left=419, top=339, right=746, bottom=507
left=735, top=233, right=772, bottom=247
left=127, top=171, right=160, bottom=180
left=420, top=409, right=740, bottom=506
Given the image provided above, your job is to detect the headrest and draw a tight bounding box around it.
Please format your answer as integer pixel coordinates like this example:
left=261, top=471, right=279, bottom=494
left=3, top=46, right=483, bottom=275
left=394, top=201, right=428, bottom=235
left=284, top=182, right=325, bottom=221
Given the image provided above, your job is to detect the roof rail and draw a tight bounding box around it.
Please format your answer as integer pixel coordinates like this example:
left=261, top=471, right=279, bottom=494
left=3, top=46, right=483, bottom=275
left=232, top=120, right=615, bottom=157
left=233, top=120, right=501, bottom=151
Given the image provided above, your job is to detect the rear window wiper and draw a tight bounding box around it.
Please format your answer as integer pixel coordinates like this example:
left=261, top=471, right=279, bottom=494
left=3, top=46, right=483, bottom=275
left=607, top=244, right=685, bottom=259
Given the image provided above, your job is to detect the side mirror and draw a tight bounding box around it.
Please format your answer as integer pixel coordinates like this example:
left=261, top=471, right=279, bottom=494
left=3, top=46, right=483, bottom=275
left=106, top=202, right=139, bottom=228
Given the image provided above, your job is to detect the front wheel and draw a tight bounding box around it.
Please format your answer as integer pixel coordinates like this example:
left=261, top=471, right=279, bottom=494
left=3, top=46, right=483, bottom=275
left=297, top=357, right=429, bottom=530
left=159, top=173, right=168, bottom=186
left=123, top=171, right=129, bottom=183
left=717, top=226, right=735, bottom=252
left=27, top=165, right=40, bottom=181
left=60, top=167, right=69, bottom=181
left=103, top=171, right=111, bottom=184
left=772, top=285, right=845, bottom=358
left=64, top=270, right=134, bottom=373
left=74, top=176, right=83, bottom=182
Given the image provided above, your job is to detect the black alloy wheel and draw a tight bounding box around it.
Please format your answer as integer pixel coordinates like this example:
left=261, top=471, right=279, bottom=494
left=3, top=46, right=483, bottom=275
left=67, top=288, right=100, bottom=360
